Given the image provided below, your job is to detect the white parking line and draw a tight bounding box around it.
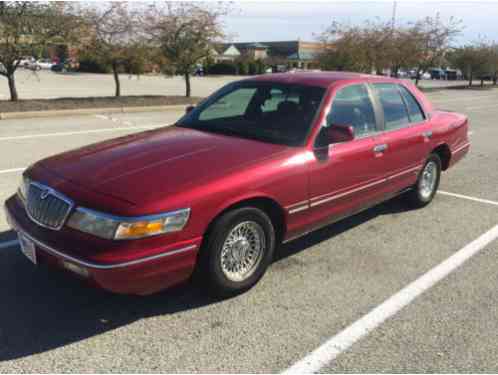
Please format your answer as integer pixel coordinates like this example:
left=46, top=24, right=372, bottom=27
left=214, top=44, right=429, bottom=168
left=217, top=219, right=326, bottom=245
left=0, top=240, right=18, bottom=249
left=0, top=125, right=162, bottom=141
left=439, top=190, right=498, bottom=207
left=464, top=104, right=498, bottom=111
left=284, top=223, right=498, bottom=374
left=431, top=95, right=498, bottom=104
left=0, top=167, right=25, bottom=174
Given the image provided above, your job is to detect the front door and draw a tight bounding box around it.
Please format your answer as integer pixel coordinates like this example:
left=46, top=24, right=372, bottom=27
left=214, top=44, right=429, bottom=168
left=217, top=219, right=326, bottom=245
left=306, top=83, right=386, bottom=228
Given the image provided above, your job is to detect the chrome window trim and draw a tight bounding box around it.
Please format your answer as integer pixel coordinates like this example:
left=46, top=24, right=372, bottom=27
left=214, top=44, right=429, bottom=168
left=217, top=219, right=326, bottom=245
left=25, top=181, right=75, bottom=231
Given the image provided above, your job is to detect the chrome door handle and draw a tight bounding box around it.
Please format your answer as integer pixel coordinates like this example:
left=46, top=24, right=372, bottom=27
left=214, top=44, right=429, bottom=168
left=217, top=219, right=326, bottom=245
left=373, top=144, right=388, bottom=153
left=422, top=131, right=433, bottom=138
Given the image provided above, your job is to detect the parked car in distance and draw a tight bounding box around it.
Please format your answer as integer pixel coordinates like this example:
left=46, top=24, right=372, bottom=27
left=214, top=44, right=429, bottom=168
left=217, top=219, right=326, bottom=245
left=36, top=59, right=54, bottom=70
left=5, top=72, right=470, bottom=296
left=17, top=56, right=36, bottom=68
left=409, top=70, right=431, bottom=80
left=24, top=60, right=42, bottom=71
left=50, top=62, right=66, bottom=72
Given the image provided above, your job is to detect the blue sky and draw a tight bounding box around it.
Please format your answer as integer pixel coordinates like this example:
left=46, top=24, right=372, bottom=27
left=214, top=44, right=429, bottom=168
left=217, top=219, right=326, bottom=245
left=222, top=1, right=498, bottom=45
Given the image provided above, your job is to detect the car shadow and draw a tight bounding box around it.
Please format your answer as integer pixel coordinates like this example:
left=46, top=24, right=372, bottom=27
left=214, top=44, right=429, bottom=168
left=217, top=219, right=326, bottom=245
left=0, top=197, right=411, bottom=361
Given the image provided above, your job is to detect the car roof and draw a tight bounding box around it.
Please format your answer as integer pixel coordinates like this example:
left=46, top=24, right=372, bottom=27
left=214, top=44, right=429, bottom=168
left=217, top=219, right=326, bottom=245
left=245, top=71, right=399, bottom=88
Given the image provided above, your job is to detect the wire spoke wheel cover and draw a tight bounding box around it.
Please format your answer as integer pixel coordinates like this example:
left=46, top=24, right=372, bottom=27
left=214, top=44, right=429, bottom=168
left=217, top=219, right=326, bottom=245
left=419, top=160, right=438, bottom=200
left=220, top=221, right=266, bottom=282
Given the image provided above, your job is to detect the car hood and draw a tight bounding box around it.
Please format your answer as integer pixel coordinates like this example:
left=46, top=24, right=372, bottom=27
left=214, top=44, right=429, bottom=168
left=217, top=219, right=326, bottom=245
left=38, top=126, right=290, bottom=205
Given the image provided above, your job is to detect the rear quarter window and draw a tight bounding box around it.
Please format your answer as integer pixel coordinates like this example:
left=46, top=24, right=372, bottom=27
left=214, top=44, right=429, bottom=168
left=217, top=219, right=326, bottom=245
left=373, top=83, right=410, bottom=131
left=399, top=85, right=425, bottom=123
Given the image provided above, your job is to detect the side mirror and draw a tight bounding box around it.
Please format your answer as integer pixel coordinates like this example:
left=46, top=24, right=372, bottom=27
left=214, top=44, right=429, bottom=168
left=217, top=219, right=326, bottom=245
left=326, top=124, right=355, bottom=144
left=185, top=105, right=195, bottom=114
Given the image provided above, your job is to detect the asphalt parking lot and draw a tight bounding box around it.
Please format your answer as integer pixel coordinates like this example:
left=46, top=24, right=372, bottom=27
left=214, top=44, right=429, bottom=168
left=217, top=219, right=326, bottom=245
left=0, top=70, right=235, bottom=99
left=0, top=87, right=497, bottom=372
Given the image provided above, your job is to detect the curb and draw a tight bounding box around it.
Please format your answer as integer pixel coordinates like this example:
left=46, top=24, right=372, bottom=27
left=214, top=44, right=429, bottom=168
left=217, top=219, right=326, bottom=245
left=0, top=104, right=193, bottom=120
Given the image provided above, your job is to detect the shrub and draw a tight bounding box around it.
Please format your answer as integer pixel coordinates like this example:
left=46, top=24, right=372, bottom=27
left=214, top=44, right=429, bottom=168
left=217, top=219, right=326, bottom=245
left=256, top=60, right=266, bottom=74
left=248, top=61, right=257, bottom=75
left=237, top=61, right=249, bottom=75
left=207, top=62, right=237, bottom=75
left=124, top=57, right=145, bottom=75
left=78, top=56, right=111, bottom=74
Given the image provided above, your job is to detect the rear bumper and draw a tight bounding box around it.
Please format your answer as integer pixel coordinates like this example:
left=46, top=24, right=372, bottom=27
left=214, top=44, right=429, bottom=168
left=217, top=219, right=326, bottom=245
left=5, top=195, right=202, bottom=295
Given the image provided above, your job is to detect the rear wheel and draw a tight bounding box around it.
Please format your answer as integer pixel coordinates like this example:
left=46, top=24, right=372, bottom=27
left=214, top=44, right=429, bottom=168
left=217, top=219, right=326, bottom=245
left=405, top=154, right=441, bottom=208
left=201, top=207, right=276, bottom=296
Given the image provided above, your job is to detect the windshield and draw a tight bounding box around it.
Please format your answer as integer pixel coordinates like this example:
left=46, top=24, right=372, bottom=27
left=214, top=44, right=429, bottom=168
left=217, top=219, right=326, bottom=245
left=177, top=81, right=326, bottom=146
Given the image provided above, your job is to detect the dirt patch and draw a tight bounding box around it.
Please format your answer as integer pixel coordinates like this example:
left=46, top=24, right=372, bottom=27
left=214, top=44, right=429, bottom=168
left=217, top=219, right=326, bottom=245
left=0, top=95, right=201, bottom=113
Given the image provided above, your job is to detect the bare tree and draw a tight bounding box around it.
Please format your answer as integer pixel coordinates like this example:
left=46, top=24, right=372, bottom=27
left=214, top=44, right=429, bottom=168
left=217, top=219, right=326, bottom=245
left=411, top=14, right=462, bottom=85
left=318, top=14, right=461, bottom=84
left=317, top=19, right=408, bottom=75
left=317, top=22, right=368, bottom=72
left=360, top=19, right=393, bottom=75
left=389, top=27, right=425, bottom=78
left=80, top=2, right=142, bottom=97
left=487, top=43, right=498, bottom=85
left=0, top=2, right=76, bottom=101
left=142, top=2, right=228, bottom=97
left=447, top=44, right=490, bottom=87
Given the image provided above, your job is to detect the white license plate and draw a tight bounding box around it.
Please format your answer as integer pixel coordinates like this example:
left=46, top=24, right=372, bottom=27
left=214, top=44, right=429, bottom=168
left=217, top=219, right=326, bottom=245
left=18, top=233, right=37, bottom=265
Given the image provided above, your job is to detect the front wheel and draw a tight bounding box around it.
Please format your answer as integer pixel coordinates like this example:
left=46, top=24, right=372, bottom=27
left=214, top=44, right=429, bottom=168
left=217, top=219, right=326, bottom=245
left=201, top=207, right=276, bottom=297
left=405, top=154, right=442, bottom=208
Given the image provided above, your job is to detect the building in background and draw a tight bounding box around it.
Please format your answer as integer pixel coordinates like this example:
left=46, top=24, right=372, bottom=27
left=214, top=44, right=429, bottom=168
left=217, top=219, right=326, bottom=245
left=213, top=40, right=323, bottom=69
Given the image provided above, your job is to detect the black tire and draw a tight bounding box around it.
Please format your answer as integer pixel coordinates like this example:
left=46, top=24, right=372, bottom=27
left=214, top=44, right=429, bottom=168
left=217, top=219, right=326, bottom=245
left=200, top=207, right=276, bottom=297
left=405, top=153, right=442, bottom=208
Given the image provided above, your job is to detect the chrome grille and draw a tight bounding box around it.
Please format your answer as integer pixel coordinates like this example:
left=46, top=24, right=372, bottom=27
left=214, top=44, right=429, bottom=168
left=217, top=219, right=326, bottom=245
left=26, top=182, right=73, bottom=230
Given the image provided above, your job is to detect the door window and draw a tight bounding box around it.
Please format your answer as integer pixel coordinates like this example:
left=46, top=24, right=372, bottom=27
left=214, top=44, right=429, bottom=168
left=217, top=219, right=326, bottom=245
left=373, top=83, right=410, bottom=131
left=327, top=84, right=377, bottom=137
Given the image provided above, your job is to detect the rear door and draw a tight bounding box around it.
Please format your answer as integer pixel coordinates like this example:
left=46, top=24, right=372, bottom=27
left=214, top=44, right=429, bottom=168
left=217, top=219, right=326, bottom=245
left=370, top=82, right=433, bottom=191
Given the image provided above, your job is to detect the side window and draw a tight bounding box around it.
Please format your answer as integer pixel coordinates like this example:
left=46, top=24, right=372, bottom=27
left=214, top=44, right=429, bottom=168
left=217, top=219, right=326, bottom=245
left=373, top=83, right=410, bottom=131
left=327, top=84, right=377, bottom=137
left=399, top=86, right=425, bottom=123
left=199, top=87, right=257, bottom=121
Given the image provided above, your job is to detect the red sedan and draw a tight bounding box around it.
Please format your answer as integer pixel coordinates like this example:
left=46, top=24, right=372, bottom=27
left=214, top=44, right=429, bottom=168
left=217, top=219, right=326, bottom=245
left=5, top=72, right=470, bottom=296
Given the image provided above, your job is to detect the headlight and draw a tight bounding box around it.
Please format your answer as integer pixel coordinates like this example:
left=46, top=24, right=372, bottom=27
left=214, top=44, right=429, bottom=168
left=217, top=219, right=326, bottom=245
left=18, top=175, right=31, bottom=201
left=66, top=207, right=190, bottom=240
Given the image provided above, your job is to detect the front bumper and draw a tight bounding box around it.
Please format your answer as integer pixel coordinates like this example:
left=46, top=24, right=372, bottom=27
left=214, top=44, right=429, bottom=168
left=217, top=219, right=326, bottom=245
left=5, top=195, right=202, bottom=295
